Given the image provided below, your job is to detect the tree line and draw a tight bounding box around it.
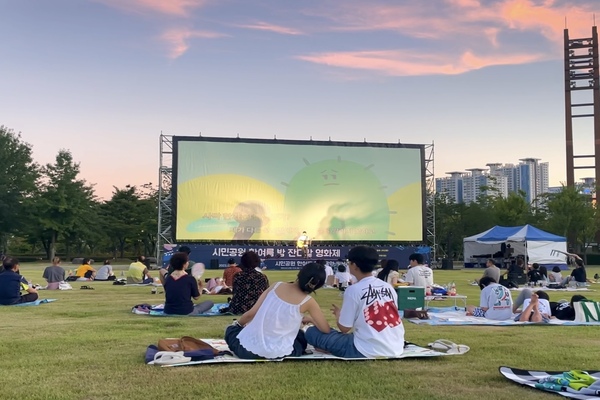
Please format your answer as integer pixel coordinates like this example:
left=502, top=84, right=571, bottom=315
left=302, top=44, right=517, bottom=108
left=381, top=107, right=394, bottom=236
left=0, top=125, right=158, bottom=261
left=435, top=184, right=599, bottom=260
left=2, top=125, right=597, bottom=262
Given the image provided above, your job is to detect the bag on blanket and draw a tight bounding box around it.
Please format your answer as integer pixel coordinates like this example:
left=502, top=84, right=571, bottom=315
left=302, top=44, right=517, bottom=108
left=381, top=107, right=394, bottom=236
left=404, top=309, right=429, bottom=319
left=573, top=300, right=600, bottom=323
left=157, top=337, right=220, bottom=356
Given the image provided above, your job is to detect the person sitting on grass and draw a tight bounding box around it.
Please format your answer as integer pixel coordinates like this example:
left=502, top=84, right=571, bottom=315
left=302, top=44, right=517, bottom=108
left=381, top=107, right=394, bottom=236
left=376, top=259, right=400, bottom=286
left=404, top=253, right=433, bottom=288
left=229, top=251, right=269, bottom=315
left=549, top=266, right=563, bottom=284
left=204, top=277, right=232, bottom=295
left=305, top=246, right=405, bottom=359
left=163, top=252, right=214, bottom=315
left=527, top=263, right=544, bottom=285
left=562, top=257, right=593, bottom=286
left=466, top=276, right=513, bottom=320
left=224, top=262, right=329, bottom=359
left=0, top=257, right=39, bottom=305
left=514, top=289, right=552, bottom=323
left=75, top=258, right=96, bottom=281
left=95, top=260, right=116, bottom=281
left=478, top=259, right=501, bottom=286
left=42, top=257, right=65, bottom=290
left=127, top=256, right=153, bottom=284
left=222, top=258, right=241, bottom=287
left=334, top=264, right=353, bottom=289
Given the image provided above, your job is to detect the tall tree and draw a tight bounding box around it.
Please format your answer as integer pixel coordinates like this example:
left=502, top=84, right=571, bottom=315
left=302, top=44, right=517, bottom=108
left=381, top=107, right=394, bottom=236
left=0, top=126, right=39, bottom=253
left=34, top=150, right=95, bottom=260
left=101, top=185, right=157, bottom=258
left=542, top=185, right=597, bottom=252
left=492, top=191, right=532, bottom=226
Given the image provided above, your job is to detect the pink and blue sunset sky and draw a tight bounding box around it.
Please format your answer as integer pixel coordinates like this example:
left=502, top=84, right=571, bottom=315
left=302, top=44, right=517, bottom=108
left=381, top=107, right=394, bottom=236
left=2, top=0, right=600, bottom=199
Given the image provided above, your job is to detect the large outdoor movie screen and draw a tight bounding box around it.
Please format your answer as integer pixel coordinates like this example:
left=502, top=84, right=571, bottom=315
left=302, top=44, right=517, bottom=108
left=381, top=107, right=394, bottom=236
left=173, top=137, right=425, bottom=242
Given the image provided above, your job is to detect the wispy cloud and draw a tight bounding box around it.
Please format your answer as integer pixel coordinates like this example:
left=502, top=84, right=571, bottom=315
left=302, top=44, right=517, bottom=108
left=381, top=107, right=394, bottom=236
left=94, top=0, right=208, bottom=17
left=296, top=0, right=598, bottom=76
left=297, top=49, right=545, bottom=76
left=235, top=22, right=304, bottom=35
left=161, top=28, right=226, bottom=58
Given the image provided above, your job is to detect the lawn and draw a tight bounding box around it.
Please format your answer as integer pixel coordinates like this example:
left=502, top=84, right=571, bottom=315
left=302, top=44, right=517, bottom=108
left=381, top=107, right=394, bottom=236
left=2, top=263, right=600, bottom=400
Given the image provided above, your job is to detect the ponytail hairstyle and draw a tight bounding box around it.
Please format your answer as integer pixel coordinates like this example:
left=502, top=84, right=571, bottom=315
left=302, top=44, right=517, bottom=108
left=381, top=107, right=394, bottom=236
left=297, top=262, right=326, bottom=294
left=377, top=259, right=399, bottom=282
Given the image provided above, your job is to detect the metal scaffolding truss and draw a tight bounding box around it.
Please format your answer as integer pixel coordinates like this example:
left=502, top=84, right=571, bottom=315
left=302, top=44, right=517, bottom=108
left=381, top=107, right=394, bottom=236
left=564, top=26, right=600, bottom=187
left=424, top=142, right=436, bottom=263
left=156, top=134, right=174, bottom=264
left=154, top=135, right=437, bottom=263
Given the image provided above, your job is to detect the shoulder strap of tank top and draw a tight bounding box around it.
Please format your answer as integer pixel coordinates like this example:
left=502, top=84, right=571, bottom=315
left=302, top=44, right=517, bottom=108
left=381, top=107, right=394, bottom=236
left=274, top=281, right=282, bottom=290
left=299, top=295, right=312, bottom=306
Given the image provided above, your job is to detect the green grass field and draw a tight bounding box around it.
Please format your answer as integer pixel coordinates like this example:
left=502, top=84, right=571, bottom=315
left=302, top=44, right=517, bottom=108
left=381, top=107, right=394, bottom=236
left=2, top=264, right=600, bottom=400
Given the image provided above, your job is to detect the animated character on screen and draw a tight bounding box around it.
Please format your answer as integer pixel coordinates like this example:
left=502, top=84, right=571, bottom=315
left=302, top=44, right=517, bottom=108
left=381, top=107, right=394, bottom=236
left=304, top=246, right=405, bottom=358
left=283, top=158, right=390, bottom=241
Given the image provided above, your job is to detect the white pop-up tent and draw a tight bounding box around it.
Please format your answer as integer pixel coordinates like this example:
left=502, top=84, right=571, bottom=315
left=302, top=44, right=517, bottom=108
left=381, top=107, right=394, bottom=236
left=463, top=225, right=567, bottom=267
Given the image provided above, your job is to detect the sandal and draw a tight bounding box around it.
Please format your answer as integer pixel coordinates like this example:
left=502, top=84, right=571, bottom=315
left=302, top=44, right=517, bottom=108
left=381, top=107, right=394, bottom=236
left=428, top=339, right=470, bottom=355
left=153, top=351, right=192, bottom=366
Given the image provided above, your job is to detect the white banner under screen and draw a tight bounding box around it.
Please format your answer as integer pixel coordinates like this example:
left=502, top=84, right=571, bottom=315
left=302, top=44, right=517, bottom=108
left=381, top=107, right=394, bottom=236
left=173, top=137, right=425, bottom=242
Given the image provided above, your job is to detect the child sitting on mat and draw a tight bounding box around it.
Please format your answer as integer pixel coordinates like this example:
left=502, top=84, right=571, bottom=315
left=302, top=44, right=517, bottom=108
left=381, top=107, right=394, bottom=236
left=224, top=262, right=329, bottom=359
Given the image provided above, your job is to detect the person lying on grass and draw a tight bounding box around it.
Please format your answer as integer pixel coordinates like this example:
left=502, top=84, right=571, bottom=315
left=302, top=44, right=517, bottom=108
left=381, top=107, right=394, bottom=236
left=224, top=262, right=329, bottom=359
left=513, top=290, right=551, bottom=323
left=304, top=246, right=406, bottom=359
left=163, top=252, right=213, bottom=316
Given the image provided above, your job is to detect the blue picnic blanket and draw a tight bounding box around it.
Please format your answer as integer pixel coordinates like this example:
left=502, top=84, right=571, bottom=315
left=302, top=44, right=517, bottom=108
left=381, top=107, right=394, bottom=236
left=132, top=303, right=232, bottom=317
left=407, top=306, right=600, bottom=326
left=2, top=299, right=57, bottom=307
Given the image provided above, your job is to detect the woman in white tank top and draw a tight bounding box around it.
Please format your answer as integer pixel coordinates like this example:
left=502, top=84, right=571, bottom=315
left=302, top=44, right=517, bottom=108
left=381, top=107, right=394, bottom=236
left=224, top=262, right=331, bottom=359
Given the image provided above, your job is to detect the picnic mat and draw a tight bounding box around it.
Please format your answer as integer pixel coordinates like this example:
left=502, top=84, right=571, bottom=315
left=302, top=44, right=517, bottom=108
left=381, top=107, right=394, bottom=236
left=124, top=283, right=163, bottom=287
left=500, top=366, right=600, bottom=399
left=510, top=287, right=593, bottom=292
left=132, top=303, right=231, bottom=316
left=2, top=299, right=57, bottom=307
left=407, top=307, right=600, bottom=326
left=145, top=339, right=466, bottom=366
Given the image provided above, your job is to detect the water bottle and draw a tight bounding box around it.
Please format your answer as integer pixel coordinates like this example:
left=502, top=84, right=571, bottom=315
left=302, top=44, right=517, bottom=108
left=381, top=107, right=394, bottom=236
left=449, top=282, right=457, bottom=296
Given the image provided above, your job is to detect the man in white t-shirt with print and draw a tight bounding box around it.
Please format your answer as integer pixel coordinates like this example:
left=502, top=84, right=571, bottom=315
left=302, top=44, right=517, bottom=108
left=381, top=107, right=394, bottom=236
left=305, top=246, right=405, bottom=358
left=403, top=253, right=433, bottom=287
left=466, top=276, right=513, bottom=320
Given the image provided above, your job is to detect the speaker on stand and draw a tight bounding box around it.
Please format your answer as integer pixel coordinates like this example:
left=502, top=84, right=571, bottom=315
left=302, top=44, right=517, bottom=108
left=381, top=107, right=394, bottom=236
left=441, top=258, right=454, bottom=270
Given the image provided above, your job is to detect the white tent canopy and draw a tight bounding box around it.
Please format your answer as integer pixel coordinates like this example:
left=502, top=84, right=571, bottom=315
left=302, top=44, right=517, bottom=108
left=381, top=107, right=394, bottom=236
left=463, top=225, right=567, bottom=266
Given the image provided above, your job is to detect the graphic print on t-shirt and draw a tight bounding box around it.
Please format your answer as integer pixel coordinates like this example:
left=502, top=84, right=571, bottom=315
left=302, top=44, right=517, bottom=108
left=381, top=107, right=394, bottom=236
left=492, top=285, right=511, bottom=309
left=360, top=284, right=401, bottom=332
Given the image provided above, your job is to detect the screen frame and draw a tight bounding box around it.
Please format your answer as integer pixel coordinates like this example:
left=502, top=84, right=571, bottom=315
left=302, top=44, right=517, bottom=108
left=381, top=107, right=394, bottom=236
left=172, top=136, right=427, bottom=245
